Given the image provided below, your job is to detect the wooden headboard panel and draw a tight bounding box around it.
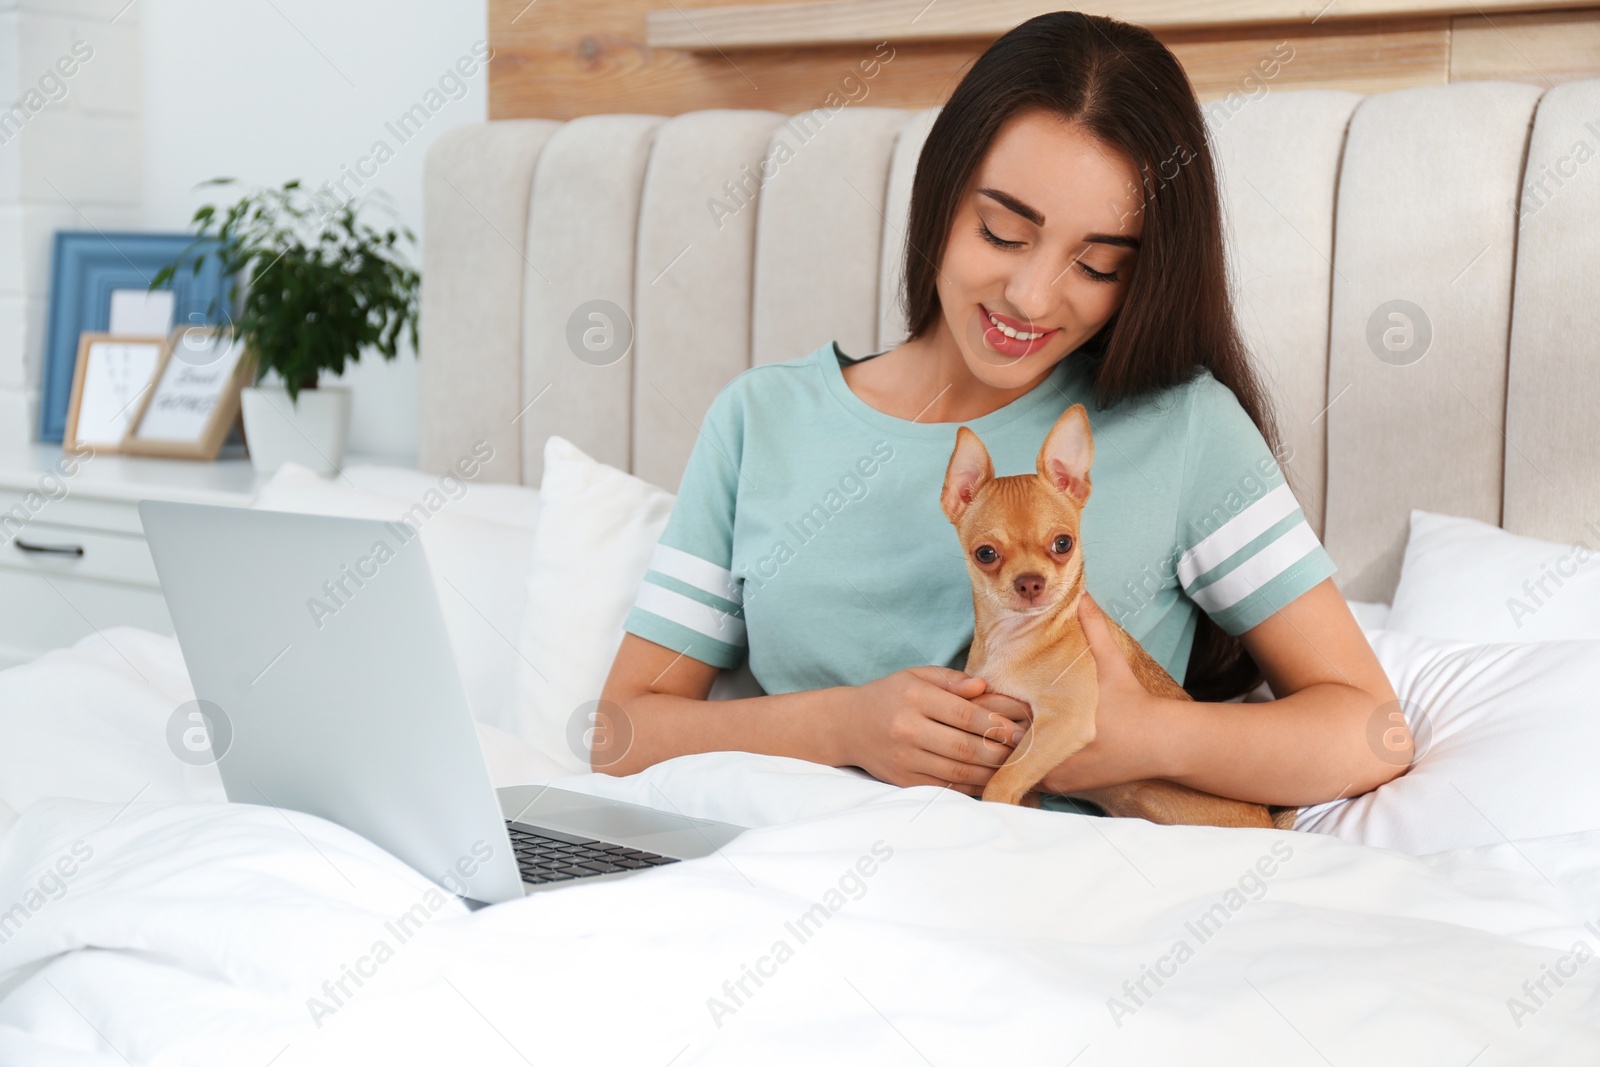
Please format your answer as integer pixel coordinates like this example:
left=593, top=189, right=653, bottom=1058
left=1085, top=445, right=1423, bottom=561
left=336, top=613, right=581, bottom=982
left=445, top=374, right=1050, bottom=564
left=487, top=0, right=1600, bottom=120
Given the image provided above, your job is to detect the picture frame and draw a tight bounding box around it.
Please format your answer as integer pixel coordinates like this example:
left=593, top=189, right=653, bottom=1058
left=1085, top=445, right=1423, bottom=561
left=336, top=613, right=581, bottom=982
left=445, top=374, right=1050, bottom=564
left=40, top=231, right=231, bottom=443
left=120, top=327, right=249, bottom=460
left=62, top=333, right=169, bottom=455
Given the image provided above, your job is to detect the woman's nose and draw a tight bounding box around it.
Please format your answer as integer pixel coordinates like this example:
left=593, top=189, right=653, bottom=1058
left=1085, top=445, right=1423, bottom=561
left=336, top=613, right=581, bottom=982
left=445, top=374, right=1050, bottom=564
left=1003, top=259, right=1058, bottom=327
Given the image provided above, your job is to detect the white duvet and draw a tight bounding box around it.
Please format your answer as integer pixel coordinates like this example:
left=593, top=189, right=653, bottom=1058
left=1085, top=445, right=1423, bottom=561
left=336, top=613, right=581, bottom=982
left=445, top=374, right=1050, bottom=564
left=2, top=630, right=1598, bottom=1066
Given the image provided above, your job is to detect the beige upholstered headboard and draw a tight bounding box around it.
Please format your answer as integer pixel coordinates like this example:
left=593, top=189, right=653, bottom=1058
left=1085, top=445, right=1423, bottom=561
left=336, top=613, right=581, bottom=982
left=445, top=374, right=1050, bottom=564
left=418, top=80, right=1600, bottom=604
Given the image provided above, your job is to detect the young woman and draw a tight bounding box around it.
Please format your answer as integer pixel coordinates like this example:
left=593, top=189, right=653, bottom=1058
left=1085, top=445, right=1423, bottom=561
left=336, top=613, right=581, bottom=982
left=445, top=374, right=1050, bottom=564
left=597, top=11, right=1410, bottom=813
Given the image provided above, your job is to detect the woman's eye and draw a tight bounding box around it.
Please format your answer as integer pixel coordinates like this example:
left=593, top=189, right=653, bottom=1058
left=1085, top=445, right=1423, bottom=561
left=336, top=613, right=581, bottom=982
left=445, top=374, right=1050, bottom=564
left=977, top=222, right=1021, bottom=250
left=975, top=545, right=998, bottom=564
left=1052, top=535, right=1074, bottom=554
left=981, top=221, right=1120, bottom=283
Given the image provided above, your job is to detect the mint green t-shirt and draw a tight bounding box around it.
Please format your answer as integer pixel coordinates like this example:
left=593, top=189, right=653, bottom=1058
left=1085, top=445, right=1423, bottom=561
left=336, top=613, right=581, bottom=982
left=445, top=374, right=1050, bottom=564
left=621, top=341, right=1337, bottom=695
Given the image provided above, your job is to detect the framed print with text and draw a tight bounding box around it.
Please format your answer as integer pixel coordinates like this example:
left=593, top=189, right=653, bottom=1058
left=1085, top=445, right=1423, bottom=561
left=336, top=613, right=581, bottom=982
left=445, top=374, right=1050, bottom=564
left=121, top=328, right=248, bottom=460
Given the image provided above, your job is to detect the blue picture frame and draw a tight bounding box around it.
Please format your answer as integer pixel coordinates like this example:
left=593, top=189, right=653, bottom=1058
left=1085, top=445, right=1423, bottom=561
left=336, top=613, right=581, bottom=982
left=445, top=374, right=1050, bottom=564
left=39, top=231, right=232, bottom=443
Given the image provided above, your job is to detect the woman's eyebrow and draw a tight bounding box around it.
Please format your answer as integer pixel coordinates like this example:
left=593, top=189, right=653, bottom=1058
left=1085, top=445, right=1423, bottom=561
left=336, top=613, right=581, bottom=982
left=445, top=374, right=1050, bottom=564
left=978, top=187, right=1044, bottom=225
left=977, top=186, right=1142, bottom=250
left=1085, top=232, right=1141, bottom=250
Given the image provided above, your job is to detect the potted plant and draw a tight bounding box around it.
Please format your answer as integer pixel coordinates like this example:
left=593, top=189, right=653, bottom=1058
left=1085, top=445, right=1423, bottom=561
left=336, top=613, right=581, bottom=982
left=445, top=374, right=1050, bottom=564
left=153, top=178, right=420, bottom=474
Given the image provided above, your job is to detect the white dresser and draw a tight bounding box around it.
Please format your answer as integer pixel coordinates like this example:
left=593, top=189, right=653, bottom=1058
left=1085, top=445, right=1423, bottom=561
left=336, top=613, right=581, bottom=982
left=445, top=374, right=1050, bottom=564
left=0, top=445, right=263, bottom=669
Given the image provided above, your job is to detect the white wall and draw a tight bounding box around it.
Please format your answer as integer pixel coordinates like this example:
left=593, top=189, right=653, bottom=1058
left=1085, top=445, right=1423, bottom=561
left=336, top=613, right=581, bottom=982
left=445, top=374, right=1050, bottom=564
left=140, top=0, right=488, bottom=462
left=0, top=0, right=143, bottom=451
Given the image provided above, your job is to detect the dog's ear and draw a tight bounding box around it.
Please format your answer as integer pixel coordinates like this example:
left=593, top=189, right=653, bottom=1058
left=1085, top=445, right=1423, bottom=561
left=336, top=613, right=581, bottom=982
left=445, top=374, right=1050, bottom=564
left=1037, top=404, right=1093, bottom=505
left=941, top=426, right=993, bottom=525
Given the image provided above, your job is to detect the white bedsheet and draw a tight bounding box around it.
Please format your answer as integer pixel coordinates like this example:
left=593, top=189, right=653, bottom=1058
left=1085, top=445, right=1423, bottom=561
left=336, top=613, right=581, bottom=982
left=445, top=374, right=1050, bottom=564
left=2, top=631, right=1598, bottom=1065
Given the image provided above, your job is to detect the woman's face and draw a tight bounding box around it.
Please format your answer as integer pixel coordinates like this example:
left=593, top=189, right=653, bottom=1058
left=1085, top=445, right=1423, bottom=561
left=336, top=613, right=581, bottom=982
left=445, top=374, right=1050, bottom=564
left=935, top=108, right=1145, bottom=386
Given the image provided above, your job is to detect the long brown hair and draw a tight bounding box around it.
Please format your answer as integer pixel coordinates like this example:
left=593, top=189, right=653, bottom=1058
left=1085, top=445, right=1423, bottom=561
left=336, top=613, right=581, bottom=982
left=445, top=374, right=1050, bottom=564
left=901, top=10, right=1281, bottom=701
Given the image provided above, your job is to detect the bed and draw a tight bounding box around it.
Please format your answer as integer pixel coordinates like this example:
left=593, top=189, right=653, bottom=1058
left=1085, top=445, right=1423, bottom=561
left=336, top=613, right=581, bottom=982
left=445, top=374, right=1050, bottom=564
left=3, top=79, right=1600, bottom=1064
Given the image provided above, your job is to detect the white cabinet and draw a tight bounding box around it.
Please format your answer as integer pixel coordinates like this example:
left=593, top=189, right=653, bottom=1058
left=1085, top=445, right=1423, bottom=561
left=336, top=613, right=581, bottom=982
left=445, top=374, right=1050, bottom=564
left=0, top=446, right=262, bottom=669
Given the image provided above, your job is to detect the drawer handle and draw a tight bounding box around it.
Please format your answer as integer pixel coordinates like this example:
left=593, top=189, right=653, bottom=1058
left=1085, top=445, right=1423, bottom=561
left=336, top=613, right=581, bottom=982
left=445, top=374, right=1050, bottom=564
left=13, top=538, right=85, bottom=558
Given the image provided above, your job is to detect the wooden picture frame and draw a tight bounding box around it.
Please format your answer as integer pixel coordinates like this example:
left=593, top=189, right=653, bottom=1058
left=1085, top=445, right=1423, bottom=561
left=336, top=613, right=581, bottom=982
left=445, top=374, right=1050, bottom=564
left=120, top=327, right=249, bottom=460
left=62, top=332, right=169, bottom=455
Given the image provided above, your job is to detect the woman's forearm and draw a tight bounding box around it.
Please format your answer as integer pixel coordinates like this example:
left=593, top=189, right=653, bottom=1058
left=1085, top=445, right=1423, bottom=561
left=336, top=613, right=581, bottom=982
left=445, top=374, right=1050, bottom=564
left=594, top=686, right=851, bottom=778
left=1149, top=683, right=1411, bottom=807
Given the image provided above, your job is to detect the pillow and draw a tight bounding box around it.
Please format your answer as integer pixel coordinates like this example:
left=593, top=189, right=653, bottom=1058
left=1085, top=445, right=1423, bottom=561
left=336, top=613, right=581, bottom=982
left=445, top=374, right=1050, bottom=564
left=515, top=437, right=764, bottom=773
left=1293, top=629, right=1600, bottom=854
left=252, top=463, right=536, bottom=737
left=1387, top=509, right=1600, bottom=643
left=341, top=462, right=540, bottom=531
left=515, top=437, right=675, bottom=772
left=1347, top=599, right=1390, bottom=632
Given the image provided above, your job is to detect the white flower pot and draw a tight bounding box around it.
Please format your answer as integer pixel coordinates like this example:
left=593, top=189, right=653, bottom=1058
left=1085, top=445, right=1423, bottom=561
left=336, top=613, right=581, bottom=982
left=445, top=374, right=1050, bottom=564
left=239, top=385, right=351, bottom=476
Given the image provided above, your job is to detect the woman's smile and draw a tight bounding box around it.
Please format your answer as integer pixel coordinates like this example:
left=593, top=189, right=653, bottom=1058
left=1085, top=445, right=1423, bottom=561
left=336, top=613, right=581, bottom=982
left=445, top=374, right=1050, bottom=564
left=979, top=303, right=1060, bottom=358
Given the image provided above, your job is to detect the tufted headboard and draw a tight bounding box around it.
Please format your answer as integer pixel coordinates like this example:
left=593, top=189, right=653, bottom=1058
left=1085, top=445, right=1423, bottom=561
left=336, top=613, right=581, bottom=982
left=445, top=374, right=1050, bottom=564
left=418, top=79, right=1600, bottom=604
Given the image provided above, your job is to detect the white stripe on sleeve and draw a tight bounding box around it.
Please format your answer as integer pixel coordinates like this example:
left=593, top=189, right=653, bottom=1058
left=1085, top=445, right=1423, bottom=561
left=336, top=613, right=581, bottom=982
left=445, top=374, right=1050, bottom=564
left=634, top=581, right=747, bottom=647
left=1188, top=520, right=1321, bottom=615
left=647, top=543, right=742, bottom=605
left=1177, top=483, right=1300, bottom=590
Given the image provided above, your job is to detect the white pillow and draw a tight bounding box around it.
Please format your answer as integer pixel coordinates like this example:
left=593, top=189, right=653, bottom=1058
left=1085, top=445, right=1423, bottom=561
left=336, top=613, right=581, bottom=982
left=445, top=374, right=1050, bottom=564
left=1294, top=629, right=1600, bottom=854
left=1387, top=509, right=1600, bottom=643
left=515, top=437, right=675, bottom=772
left=342, top=462, right=540, bottom=531
left=252, top=463, right=536, bottom=737
left=1347, top=599, right=1390, bottom=632
left=515, top=437, right=764, bottom=773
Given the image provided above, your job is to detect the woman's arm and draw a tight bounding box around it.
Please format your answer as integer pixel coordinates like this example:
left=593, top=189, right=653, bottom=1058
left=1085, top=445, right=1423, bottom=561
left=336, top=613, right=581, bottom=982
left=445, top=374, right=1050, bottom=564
left=1040, top=579, right=1411, bottom=807
left=595, top=633, right=849, bottom=777
left=597, top=633, right=1028, bottom=791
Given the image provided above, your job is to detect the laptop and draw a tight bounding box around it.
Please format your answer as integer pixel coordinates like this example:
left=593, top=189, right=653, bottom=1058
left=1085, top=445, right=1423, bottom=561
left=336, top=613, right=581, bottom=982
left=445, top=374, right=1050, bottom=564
left=139, top=500, right=746, bottom=907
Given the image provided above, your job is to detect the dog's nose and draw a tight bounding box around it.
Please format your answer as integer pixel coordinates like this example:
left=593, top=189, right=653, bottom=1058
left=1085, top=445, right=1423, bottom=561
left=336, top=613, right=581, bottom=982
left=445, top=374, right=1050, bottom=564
left=1013, top=572, right=1046, bottom=601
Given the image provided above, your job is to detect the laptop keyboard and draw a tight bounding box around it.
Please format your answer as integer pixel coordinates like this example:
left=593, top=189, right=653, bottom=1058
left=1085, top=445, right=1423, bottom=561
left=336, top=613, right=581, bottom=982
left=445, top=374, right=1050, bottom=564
left=506, top=822, right=680, bottom=885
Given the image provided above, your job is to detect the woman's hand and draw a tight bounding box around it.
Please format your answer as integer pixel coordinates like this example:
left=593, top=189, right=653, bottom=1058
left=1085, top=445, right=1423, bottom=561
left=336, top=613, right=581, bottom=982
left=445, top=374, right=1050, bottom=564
left=968, top=689, right=1032, bottom=746
left=830, top=666, right=1026, bottom=796
left=1038, top=594, right=1169, bottom=795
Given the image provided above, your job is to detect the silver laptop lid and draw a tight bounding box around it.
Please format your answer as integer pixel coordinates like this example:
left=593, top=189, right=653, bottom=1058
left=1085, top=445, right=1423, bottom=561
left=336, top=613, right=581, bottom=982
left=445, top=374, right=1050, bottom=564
left=139, top=500, right=526, bottom=904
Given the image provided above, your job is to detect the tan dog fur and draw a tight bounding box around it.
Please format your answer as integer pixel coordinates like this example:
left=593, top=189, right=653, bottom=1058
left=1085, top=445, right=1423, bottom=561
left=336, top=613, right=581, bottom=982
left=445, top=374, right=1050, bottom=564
left=941, top=403, right=1296, bottom=830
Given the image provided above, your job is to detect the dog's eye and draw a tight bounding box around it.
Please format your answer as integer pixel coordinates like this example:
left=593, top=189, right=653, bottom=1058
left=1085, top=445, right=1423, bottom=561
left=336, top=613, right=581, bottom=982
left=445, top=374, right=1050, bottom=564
left=974, top=545, right=998, bottom=565
left=1052, top=535, right=1074, bottom=554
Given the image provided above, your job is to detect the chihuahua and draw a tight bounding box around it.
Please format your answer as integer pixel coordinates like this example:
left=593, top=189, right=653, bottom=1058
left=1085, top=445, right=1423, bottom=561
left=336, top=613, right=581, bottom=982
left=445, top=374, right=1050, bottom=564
left=941, top=403, right=1296, bottom=830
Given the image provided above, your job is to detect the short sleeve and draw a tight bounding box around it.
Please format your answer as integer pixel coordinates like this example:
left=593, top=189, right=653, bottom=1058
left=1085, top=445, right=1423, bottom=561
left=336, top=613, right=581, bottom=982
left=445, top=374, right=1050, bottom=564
left=620, top=386, right=748, bottom=669
left=1173, top=377, right=1338, bottom=636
